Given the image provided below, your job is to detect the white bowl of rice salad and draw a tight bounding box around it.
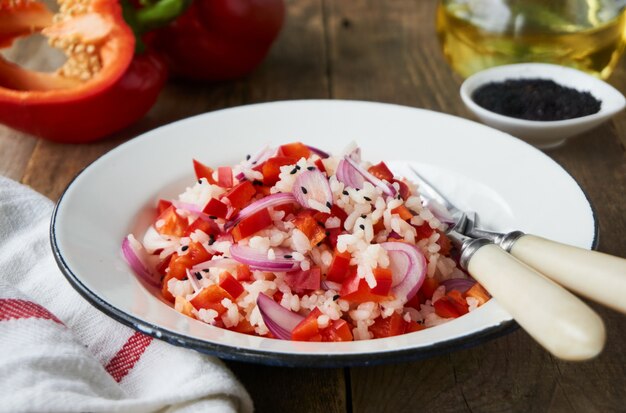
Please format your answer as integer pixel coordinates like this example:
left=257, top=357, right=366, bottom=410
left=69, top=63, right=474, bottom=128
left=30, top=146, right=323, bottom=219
left=51, top=100, right=596, bottom=366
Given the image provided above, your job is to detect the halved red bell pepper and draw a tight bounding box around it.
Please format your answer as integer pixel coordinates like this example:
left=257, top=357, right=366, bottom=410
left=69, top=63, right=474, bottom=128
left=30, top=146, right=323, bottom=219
left=0, top=0, right=168, bottom=142
left=154, top=0, right=285, bottom=81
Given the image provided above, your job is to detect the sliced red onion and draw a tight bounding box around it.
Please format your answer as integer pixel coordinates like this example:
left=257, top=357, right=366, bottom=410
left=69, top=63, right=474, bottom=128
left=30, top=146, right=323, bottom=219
left=230, top=244, right=300, bottom=272
left=292, top=170, right=333, bottom=212
left=441, top=278, right=476, bottom=294
left=257, top=293, right=304, bottom=340
left=225, top=193, right=297, bottom=230
left=321, top=280, right=343, bottom=292
left=345, top=156, right=396, bottom=196
left=388, top=231, right=402, bottom=239
left=191, top=257, right=240, bottom=272
left=381, top=242, right=427, bottom=301
left=336, top=159, right=365, bottom=189
left=306, top=145, right=330, bottom=159
left=171, top=200, right=202, bottom=214
left=122, top=236, right=160, bottom=287
left=185, top=268, right=202, bottom=293
left=423, top=199, right=456, bottom=226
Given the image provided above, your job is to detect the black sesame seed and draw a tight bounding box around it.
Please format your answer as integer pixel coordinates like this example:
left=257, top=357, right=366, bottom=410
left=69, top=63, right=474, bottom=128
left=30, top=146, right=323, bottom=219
left=301, top=186, right=308, bottom=194
left=246, top=154, right=251, bottom=160
left=284, top=254, right=293, bottom=259
left=208, top=239, right=215, bottom=246
left=208, top=215, right=217, bottom=220
left=202, top=269, right=210, bottom=273
left=198, top=179, right=202, bottom=184
left=307, top=166, right=315, bottom=171
left=355, top=188, right=360, bottom=191
left=325, top=231, right=330, bottom=236
left=252, top=180, right=263, bottom=186
left=181, top=245, right=189, bottom=251
left=317, top=221, right=325, bottom=226
left=359, top=224, right=365, bottom=230
left=296, top=165, right=301, bottom=170
left=333, top=294, right=340, bottom=301
left=290, top=168, right=298, bottom=175
left=195, top=272, right=203, bottom=280
left=326, top=201, right=332, bottom=208
left=360, top=214, right=366, bottom=219
left=342, top=190, right=349, bottom=196
left=252, top=161, right=257, bottom=165
left=316, top=241, right=323, bottom=246
left=364, top=196, right=371, bottom=201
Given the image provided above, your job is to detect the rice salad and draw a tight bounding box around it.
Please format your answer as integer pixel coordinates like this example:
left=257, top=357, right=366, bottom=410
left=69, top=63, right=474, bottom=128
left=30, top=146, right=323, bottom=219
left=122, top=142, right=490, bottom=342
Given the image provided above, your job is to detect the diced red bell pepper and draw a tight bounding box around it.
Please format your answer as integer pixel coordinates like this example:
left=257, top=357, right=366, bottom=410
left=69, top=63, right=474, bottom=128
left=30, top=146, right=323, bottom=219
left=326, top=250, right=352, bottom=283
left=227, top=318, right=256, bottom=335
left=231, top=208, right=273, bottom=241
left=325, top=228, right=342, bottom=249
left=370, top=267, right=393, bottom=296
left=222, top=181, right=256, bottom=209
left=368, top=162, right=394, bottom=182
left=292, top=211, right=326, bottom=246
left=157, top=199, right=172, bottom=215
left=464, top=283, right=490, bottom=305
left=437, top=231, right=452, bottom=256
left=273, top=290, right=284, bottom=303
left=262, top=156, right=297, bottom=185
left=414, top=223, right=435, bottom=240
left=155, top=205, right=188, bottom=237
left=235, top=264, right=253, bottom=282
left=405, top=321, right=426, bottom=333
left=217, top=166, right=233, bottom=188
left=391, top=205, right=413, bottom=221
left=434, top=297, right=463, bottom=319
left=291, top=307, right=323, bottom=342
left=156, top=253, right=174, bottom=277
left=447, top=290, right=470, bottom=316
left=369, top=312, right=406, bottom=339
left=202, top=198, right=229, bottom=219
left=284, top=267, right=321, bottom=293
left=320, top=319, right=353, bottom=342
left=184, top=217, right=220, bottom=237
left=193, top=159, right=216, bottom=183
left=392, top=179, right=410, bottom=200
left=278, top=142, right=311, bottom=160
left=166, top=241, right=212, bottom=281
left=420, top=277, right=440, bottom=301
left=190, top=285, right=234, bottom=314
left=219, top=272, right=245, bottom=299
left=161, top=273, right=176, bottom=302
left=314, top=158, right=326, bottom=173
left=340, top=270, right=390, bottom=303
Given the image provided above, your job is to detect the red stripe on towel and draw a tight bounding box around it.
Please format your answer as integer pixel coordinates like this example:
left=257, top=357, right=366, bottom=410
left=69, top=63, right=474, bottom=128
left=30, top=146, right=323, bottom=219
left=0, top=298, right=63, bottom=324
left=105, top=331, right=153, bottom=382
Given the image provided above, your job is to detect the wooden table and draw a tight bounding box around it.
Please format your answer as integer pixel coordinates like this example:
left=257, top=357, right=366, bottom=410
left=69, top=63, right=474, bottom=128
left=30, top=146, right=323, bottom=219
left=2, top=1, right=625, bottom=411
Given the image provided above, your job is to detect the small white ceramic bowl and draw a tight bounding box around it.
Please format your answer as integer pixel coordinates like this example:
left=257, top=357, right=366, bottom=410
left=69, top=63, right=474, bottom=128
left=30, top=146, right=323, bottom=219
left=460, top=63, right=626, bottom=149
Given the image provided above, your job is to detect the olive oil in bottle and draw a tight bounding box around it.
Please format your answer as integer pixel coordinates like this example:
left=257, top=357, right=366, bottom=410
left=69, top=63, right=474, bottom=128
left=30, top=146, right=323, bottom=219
left=436, top=0, right=626, bottom=79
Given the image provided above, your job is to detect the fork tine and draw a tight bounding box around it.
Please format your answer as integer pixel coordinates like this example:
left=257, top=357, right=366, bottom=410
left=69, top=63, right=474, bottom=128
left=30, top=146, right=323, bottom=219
left=407, top=165, right=460, bottom=215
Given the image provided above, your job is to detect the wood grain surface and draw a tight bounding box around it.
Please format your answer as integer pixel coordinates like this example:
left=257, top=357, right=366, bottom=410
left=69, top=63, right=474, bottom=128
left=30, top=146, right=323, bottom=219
left=2, top=1, right=625, bottom=412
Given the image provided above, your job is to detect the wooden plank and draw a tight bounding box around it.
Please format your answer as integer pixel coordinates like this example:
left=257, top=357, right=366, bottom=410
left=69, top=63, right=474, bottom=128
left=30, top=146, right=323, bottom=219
left=324, top=1, right=626, bottom=412
left=11, top=1, right=347, bottom=413
left=228, top=362, right=346, bottom=413
left=0, top=128, right=37, bottom=182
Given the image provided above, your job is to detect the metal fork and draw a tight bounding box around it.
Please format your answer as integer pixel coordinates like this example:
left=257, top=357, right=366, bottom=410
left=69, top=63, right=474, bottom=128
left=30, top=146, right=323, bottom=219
left=405, top=166, right=606, bottom=361
left=409, top=165, right=626, bottom=315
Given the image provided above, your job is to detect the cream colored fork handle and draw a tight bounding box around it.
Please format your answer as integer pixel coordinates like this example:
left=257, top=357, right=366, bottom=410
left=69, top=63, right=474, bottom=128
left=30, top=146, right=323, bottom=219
left=510, top=235, right=626, bottom=314
left=468, top=244, right=606, bottom=361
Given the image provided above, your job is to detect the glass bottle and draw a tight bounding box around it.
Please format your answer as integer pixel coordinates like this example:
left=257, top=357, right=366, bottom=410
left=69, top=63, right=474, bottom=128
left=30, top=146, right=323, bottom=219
left=436, top=0, right=626, bottom=79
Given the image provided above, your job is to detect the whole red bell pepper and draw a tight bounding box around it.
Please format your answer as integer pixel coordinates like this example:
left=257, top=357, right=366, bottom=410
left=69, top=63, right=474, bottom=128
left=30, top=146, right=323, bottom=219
left=0, top=0, right=168, bottom=143
left=153, top=0, right=286, bottom=81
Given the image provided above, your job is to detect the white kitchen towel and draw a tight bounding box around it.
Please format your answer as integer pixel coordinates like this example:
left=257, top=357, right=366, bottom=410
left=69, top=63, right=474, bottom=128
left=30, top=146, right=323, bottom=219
left=0, top=176, right=253, bottom=413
